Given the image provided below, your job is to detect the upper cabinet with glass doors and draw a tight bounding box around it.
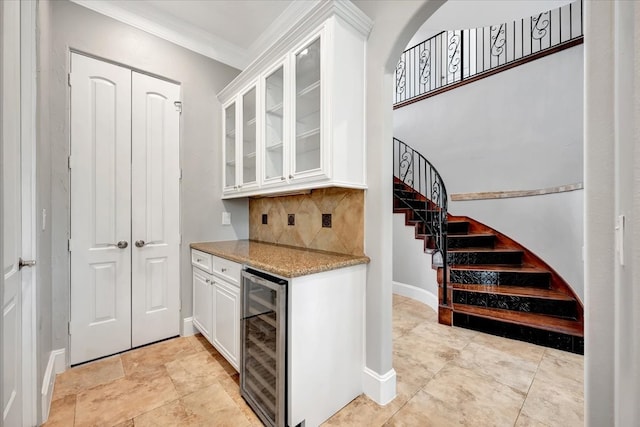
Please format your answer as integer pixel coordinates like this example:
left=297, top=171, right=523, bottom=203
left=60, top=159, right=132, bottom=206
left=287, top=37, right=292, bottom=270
left=219, top=2, right=372, bottom=198
left=223, top=82, right=259, bottom=193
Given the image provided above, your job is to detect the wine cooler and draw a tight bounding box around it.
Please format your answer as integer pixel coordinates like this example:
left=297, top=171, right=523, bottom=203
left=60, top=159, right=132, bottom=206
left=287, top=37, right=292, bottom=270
left=240, top=268, right=288, bottom=427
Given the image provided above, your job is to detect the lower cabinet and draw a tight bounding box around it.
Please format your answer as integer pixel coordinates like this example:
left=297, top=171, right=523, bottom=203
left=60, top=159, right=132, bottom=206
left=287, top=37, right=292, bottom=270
left=213, top=279, right=240, bottom=369
left=192, top=268, right=213, bottom=342
left=191, top=250, right=241, bottom=371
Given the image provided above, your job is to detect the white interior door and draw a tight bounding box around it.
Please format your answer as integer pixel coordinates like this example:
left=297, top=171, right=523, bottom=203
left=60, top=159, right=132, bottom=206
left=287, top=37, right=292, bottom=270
left=131, top=72, right=181, bottom=347
left=3, top=0, right=23, bottom=424
left=69, top=53, right=133, bottom=365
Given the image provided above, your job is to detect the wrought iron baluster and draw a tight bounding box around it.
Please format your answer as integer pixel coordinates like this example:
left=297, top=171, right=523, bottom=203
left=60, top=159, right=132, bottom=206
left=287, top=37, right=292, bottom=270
left=392, top=138, right=449, bottom=306
left=393, top=1, right=582, bottom=104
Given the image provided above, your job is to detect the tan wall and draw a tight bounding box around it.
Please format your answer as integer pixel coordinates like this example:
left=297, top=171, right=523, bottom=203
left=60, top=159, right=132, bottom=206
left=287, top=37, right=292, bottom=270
left=249, top=188, right=365, bottom=256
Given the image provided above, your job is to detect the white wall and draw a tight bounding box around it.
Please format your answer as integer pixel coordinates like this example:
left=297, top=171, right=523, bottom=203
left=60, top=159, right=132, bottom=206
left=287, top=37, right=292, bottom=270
left=43, top=0, right=247, bottom=358
left=393, top=214, right=438, bottom=309
left=393, top=43, right=584, bottom=300
left=584, top=1, right=640, bottom=425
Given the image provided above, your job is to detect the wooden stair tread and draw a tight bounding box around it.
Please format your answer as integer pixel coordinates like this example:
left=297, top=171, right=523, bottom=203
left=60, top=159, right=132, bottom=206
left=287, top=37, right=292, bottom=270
left=453, top=304, right=583, bottom=336
left=451, top=284, right=574, bottom=301
left=448, top=248, right=522, bottom=253
left=449, top=233, right=495, bottom=238
left=449, top=265, right=550, bottom=273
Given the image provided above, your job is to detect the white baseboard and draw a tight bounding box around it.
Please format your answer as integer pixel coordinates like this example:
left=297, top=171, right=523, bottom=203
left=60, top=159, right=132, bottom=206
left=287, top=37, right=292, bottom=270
left=41, top=348, right=66, bottom=422
left=362, top=366, right=397, bottom=405
left=393, top=281, right=438, bottom=312
left=182, top=316, right=197, bottom=336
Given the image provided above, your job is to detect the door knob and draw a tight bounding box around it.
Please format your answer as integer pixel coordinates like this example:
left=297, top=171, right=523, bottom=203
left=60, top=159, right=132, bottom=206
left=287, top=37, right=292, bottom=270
left=19, top=258, right=36, bottom=270
left=117, top=241, right=128, bottom=249
left=135, top=240, right=146, bottom=248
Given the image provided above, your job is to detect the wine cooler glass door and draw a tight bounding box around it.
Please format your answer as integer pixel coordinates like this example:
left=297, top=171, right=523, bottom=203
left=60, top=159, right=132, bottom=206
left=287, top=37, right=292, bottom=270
left=240, top=270, right=286, bottom=427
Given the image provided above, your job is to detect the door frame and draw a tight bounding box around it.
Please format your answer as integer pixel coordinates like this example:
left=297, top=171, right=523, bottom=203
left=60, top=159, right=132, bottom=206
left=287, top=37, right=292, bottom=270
left=0, top=0, right=37, bottom=424
left=21, top=0, right=38, bottom=424
left=20, top=0, right=38, bottom=425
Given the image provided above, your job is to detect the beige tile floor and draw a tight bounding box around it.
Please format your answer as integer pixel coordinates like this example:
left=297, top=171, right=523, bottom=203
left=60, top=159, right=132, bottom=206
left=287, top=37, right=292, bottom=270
left=45, top=295, right=584, bottom=426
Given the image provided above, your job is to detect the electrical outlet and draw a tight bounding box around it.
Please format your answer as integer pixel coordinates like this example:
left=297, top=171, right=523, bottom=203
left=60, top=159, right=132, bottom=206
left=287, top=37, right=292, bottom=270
left=288, top=214, right=295, bottom=226
left=262, top=214, right=268, bottom=224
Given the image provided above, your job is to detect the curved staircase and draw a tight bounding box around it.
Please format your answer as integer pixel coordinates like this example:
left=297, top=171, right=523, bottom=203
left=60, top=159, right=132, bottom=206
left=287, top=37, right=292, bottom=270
left=394, top=179, right=584, bottom=355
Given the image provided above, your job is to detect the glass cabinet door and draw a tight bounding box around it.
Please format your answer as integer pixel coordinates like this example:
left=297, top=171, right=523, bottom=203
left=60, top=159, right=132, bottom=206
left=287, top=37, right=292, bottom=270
left=264, top=65, right=285, bottom=182
left=224, top=102, right=236, bottom=189
left=294, top=37, right=321, bottom=175
left=242, top=87, right=257, bottom=186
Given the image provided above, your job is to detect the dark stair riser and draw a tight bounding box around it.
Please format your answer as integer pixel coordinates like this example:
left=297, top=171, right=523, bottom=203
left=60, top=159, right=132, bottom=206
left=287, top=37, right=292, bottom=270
left=447, top=251, right=523, bottom=265
left=453, top=313, right=584, bottom=354
left=395, top=197, right=427, bottom=210
left=452, top=290, right=578, bottom=318
left=447, top=221, right=470, bottom=235
left=448, top=235, right=495, bottom=249
left=450, top=270, right=550, bottom=287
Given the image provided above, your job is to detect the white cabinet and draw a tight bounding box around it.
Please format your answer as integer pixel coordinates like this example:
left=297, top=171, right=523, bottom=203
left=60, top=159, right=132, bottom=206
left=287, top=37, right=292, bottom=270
left=223, top=82, right=259, bottom=195
left=192, top=268, right=213, bottom=342
left=191, top=249, right=241, bottom=371
left=219, top=4, right=372, bottom=198
left=213, top=279, right=240, bottom=369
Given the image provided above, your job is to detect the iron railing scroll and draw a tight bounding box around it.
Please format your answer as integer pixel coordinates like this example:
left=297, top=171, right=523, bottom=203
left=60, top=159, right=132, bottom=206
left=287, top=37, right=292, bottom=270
left=394, top=0, right=583, bottom=105
left=393, top=138, right=449, bottom=305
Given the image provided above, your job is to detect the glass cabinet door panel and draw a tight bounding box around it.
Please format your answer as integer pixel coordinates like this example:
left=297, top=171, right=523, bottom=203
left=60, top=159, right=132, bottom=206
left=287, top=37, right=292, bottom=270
left=242, top=87, right=257, bottom=185
left=224, top=102, right=236, bottom=188
left=295, top=37, right=321, bottom=174
left=264, top=66, right=284, bottom=181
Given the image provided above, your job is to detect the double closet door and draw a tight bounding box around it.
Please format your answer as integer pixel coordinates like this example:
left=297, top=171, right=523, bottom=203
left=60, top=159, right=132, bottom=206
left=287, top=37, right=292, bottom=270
left=70, top=53, right=181, bottom=365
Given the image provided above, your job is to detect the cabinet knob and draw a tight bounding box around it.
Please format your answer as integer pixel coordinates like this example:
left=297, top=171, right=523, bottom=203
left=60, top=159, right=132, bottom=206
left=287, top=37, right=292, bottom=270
left=238, top=184, right=242, bottom=189
left=205, top=278, right=210, bottom=283
left=196, top=258, right=202, bottom=263
left=281, top=176, right=285, bottom=181
left=289, top=174, right=294, bottom=179
left=221, top=267, right=227, bottom=272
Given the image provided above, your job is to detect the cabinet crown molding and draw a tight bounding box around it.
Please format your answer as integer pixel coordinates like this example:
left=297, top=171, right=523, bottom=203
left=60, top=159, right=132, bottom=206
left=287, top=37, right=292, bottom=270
left=217, top=0, right=372, bottom=103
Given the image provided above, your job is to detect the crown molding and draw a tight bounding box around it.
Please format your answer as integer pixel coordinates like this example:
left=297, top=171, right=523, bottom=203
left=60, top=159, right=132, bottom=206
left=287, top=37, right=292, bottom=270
left=70, top=0, right=249, bottom=70
left=218, top=0, right=373, bottom=101
left=247, top=0, right=320, bottom=60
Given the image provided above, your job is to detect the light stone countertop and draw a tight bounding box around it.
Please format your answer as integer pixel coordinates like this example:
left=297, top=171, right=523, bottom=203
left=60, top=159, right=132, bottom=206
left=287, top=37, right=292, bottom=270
left=190, top=240, right=370, bottom=278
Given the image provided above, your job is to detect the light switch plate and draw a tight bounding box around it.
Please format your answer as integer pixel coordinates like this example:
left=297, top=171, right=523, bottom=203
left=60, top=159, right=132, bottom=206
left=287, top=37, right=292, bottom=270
left=222, top=211, right=231, bottom=225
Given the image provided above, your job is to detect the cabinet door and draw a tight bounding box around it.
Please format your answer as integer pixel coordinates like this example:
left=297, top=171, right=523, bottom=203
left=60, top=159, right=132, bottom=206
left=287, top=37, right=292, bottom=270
left=263, top=62, right=286, bottom=185
left=192, top=269, right=213, bottom=342
left=293, top=36, right=323, bottom=178
left=213, top=279, right=240, bottom=371
left=241, top=85, right=258, bottom=188
left=223, top=101, right=237, bottom=191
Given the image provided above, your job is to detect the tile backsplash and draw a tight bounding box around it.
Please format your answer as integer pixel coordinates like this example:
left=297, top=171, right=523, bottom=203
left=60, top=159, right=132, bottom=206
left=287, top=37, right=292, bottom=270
left=249, top=188, right=364, bottom=256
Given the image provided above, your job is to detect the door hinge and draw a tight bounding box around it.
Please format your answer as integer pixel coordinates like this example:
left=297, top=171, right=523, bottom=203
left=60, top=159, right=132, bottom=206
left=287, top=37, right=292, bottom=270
left=68, top=155, right=72, bottom=169
left=179, top=168, right=183, bottom=180
left=68, top=238, right=72, bottom=252
left=68, top=73, right=72, bottom=87
left=68, top=321, right=71, bottom=335
left=174, top=101, right=182, bottom=113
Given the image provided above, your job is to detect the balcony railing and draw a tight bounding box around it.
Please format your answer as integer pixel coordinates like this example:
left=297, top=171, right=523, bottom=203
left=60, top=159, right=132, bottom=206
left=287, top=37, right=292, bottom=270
left=394, top=0, right=583, bottom=106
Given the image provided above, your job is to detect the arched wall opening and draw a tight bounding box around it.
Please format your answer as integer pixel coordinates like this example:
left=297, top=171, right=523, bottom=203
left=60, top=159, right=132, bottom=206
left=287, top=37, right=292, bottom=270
left=357, top=0, right=446, bottom=404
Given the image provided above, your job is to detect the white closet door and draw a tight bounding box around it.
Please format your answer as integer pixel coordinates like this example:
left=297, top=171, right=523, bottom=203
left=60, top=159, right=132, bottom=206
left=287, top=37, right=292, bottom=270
left=131, top=72, right=181, bottom=347
left=3, top=0, right=23, bottom=423
left=69, top=53, right=132, bottom=365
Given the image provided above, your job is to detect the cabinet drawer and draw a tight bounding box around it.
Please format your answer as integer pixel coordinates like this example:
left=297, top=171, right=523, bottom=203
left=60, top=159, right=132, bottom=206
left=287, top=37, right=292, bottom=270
left=191, top=249, right=213, bottom=273
left=211, top=255, right=241, bottom=286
